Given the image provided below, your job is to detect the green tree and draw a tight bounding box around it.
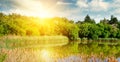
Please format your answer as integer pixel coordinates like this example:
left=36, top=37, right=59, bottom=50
left=68, top=24, right=79, bottom=40
left=97, top=23, right=111, bottom=38
left=109, top=15, right=118, bottom=24
left=84, top=15, right=95, bottom=23
left=78, top=23, right=99, bottom=39
left=109, top=27, right=118, bottom=38
left=78, top=23, right=90, bottom=38
left=100, top=18, right=109, bottom=24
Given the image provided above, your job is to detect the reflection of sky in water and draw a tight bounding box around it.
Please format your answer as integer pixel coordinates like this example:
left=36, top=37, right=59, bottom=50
left=117, top=58, right=120, bottom=62
left=48, top=56, right=120, bottom=62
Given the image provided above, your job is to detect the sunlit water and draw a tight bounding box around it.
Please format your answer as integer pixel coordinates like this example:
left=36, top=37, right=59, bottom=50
left=55, top=56, right=120, bottom=62
left=1, top=42, right=120, bottom=62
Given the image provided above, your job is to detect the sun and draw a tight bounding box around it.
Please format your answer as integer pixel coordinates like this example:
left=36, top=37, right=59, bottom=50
left=38, top=10, right=53, bottom=18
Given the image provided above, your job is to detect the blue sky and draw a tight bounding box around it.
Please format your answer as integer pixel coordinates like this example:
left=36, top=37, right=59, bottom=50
left=0, top=0, right=120, bottom=23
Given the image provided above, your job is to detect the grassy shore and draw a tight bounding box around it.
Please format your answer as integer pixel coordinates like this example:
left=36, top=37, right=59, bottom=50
left=0, top=36, right=68, bottom=48
left=78, top=38, right=120, bottom=45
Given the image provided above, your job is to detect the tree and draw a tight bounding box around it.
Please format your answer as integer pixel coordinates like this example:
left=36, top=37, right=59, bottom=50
left=78, top=23, right=90, bottom=38
left=100, top=18, right=109, bottom=24
left=1, top=12, right=120, bottom=40
left=97, top=23, right=111, bottom=38
left=87, top=24, right=99, bottom=39
left=109, top=15, right=118, bottom=24
left=117, top=22, right=120, bottom=29
left=78, top=23, right=99, bottom=39
left=84, top=15, right=91, bottom=22
left=0, top=13, right=10, bottom=35
left=68, top=24, right=79, bottom=40
left=84, top=14, right=95, bottom=24
left=116, top=30, right=120, bottom=38
left=109, top=26, right=118, bottom=38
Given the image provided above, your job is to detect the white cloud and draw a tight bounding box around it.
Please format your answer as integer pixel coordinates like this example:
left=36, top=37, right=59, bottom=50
left=76, top=0, right=88, bottom=8
left=110, top=0, right=120, bottom=15
left=90, top=0, right=109, bottom=11
left=4, top=0, right=60, bottom=18
left=76, top=0, right=109, bottom=11
left=1, top=0, right=116, bottom=23
left=114, top=0, right=120, bottom=3
left=112, top=8, right=120, bottom=15
left=12, top=0, right=43, bottom=12
left=108, top=0, right=120, bottom=8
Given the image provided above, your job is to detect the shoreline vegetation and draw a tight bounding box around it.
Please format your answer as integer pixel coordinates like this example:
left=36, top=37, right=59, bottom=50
left=79, top=38, right=120, bottom=44
left=0, top=36, right=68, bottom=48
left=1, top=35, right=120, bottom=48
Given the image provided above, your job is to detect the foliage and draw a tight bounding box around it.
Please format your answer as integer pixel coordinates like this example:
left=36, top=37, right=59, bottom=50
left=0, top=53, right=6, bottom=62
left=78, top=23, right=99, bottom=39
left=109, top=15, right=118, bottom=24
left=0, top=12, right=120, bottom=40
left=84, top=14, right=95, bottom=24
left=0, top=13, right=79, bottom=40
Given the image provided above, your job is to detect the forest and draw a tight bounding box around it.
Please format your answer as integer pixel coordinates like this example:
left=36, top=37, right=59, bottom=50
left=0, top=12, right=120, bottom=40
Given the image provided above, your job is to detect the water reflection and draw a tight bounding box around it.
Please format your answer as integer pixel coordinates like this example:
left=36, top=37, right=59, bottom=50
left=37, top=42, right=120, bottom=62
left=117, top=58, right=120, bottom=62
left=2, top=42, right=120, bottom=62
left=57, top=56, right=120, bottom=62
left=47, top=42, right=120, bottom=62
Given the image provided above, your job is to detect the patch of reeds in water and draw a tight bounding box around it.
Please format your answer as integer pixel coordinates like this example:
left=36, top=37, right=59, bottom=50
left=0, top=36, right=68, bottom=48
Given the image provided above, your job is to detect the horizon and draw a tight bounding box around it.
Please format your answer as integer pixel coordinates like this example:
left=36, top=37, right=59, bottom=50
left=0, top=0, right=120, bottom=23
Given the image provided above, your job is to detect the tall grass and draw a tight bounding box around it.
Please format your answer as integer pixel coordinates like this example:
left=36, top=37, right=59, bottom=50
left=0, top=53, right=6, bottom=62
left=0, top=36, right=68, bottom=48
left=79, top=38, right=120, bottom=45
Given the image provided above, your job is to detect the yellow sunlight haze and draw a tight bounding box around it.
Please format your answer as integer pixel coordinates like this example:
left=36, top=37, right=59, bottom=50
left=39, top=11, right=53, bottom=18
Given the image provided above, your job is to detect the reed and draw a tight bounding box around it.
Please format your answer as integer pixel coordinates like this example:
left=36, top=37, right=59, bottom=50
left=0, top=36, right=68, bottom=48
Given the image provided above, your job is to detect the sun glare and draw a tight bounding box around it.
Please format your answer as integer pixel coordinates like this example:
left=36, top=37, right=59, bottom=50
left=41, top=49, right=50, bottom=58
left=39, top=12, right=50, bottom=18
left=39, top=11, right=52, bottom=18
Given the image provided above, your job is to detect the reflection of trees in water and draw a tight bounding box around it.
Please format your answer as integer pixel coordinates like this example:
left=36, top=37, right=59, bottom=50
left=56, top=55, right=119, bottom=62
left=1, top=42, right=120, bottom=62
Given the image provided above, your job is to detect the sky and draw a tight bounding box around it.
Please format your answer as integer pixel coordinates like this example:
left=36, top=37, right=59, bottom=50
left=0, top=0, right=120, bottom=23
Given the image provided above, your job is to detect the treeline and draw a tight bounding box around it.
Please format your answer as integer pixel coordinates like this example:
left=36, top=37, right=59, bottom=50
left=0, top=13, right=120, bottom=40
left=0, top=13, right=78, bottom=40
left=76, top=15, right=120, bottom=40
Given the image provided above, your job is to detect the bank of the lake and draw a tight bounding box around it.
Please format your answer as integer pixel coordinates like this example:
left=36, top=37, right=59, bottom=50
left=0, top=36, right=69, bottom=48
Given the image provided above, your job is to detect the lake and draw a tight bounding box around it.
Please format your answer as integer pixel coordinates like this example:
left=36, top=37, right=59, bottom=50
left=1, top=41, right=120, bottom=62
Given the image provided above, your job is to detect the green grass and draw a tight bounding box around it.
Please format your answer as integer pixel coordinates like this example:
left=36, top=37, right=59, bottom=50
left=79, top=38, right=120, bottom=45
left=0, top=36, right=68, bottom=48
left=0, top=53, right=6, bottom=62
